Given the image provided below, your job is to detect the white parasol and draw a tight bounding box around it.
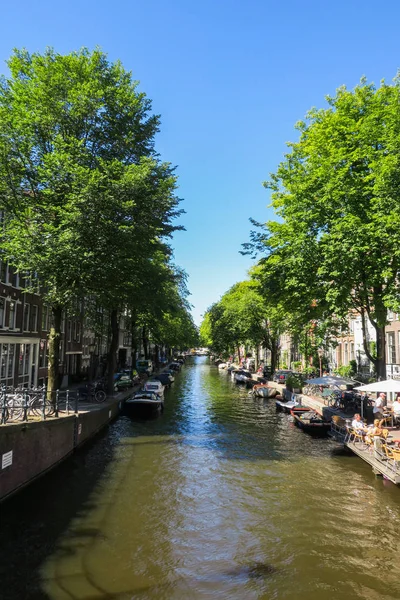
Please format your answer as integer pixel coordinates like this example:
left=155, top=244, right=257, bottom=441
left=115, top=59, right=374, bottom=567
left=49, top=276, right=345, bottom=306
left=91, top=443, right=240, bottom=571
left=355, top=379, right=400, bottom=393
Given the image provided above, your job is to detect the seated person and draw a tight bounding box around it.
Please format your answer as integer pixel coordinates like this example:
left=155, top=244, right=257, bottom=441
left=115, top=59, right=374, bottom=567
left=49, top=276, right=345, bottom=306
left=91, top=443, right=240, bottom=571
left=392, top=394, right=400, bottom=426
left=351, top=413, right=368, bottom=435
left=365, top=419, right=383, bottom=444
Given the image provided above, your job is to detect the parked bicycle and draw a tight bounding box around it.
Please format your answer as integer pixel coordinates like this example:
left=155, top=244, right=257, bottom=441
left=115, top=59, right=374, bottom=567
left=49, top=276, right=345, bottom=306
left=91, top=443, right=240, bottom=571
left=78, top=381, right=107, bottom=403
left=1, top=385, right=55, bottom=422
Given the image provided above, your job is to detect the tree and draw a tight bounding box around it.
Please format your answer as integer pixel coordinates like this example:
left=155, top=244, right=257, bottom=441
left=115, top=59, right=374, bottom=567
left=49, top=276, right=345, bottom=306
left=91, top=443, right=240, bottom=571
left=133, top=263, right=198, bottom=363
left=0, top=48, right=182, bottom=394
left=200, top=279, right=282, bottom=370
left=246, top=77, right=400, bottom=379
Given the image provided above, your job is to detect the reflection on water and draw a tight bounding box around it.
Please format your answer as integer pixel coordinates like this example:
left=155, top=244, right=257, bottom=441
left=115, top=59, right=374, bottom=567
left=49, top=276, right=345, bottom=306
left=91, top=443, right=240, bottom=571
left=2, top=357, right=400, bottom=599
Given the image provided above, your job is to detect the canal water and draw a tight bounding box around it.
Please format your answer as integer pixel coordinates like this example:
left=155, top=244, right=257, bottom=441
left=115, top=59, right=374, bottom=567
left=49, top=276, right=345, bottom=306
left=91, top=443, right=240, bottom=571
left=1, top=356, right=400, bottom=600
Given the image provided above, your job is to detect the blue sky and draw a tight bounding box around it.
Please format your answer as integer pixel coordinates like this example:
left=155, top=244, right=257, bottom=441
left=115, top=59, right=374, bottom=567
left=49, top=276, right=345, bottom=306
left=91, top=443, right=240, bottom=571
left=1, top=0, right=400, bottom=324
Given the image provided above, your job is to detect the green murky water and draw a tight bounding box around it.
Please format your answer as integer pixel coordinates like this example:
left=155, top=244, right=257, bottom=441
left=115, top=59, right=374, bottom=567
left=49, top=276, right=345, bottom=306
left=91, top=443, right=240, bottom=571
left=2, top=357, right=400, bottom=599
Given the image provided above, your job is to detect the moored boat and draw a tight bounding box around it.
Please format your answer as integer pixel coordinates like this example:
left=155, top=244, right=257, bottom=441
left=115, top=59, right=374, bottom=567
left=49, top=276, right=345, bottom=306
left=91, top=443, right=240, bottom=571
left=143, top=380, right=165, bottom=397
left=253, top=385, right=277, bottom=398
left=291, top=408, right=330, bottom=435
left=234, top=370, right=252, bottom=384
left=124, top=391, right=163, bottom=415
left=275, top=399, right=301, bottom=412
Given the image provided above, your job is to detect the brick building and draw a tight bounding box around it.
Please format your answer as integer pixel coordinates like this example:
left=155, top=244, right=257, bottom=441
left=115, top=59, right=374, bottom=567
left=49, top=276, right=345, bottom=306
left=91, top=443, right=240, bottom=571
left=0, top=258, right=84, bottom=388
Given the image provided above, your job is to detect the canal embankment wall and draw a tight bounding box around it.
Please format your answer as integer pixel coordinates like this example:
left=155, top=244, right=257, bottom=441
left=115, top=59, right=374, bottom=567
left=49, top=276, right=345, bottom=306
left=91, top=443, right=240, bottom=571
left=0, top=396, right=123, bottom=502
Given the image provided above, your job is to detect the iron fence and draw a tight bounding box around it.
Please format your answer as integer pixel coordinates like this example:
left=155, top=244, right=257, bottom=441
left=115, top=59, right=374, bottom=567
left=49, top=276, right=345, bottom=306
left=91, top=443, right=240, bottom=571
left=0, top=386, right=80, bottom=425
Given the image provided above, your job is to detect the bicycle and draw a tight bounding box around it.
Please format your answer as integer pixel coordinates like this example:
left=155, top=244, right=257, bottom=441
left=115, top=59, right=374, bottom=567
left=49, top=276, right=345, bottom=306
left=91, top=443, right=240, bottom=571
left=0, top=386, right=54, bottom=422
left=78, top=382, right=107, bottom=403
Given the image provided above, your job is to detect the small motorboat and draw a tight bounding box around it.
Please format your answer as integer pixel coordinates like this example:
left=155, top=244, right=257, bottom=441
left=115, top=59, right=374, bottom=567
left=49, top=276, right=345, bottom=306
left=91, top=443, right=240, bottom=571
left=143, top=380, right=165, bottom=397
left=234, top=370, right=252, bottom=384
left=124, top=391, right=163, bottom=414
left=291, top=408, right=330, bottom=435
left=253, top=385, right=277, bottom=398
left=275, top=399, right=302, bottom=413
left=218, top=362, right=228, bottom=370
left=162, top=369, right=175, bottom=382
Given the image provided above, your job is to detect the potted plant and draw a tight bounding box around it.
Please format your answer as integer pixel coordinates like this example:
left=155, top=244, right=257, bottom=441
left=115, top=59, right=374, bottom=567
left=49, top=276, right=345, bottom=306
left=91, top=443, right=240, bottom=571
left=286, top=374, right=303, bottom=393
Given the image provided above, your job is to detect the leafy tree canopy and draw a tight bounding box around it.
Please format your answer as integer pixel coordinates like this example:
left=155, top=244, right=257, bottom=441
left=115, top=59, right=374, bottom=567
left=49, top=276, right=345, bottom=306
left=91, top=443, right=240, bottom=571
left=244, top=76, right=400, bottom=378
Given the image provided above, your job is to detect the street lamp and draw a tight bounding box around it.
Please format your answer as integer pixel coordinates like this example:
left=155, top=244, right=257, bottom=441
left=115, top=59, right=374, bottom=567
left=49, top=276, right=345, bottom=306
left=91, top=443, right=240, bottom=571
left=317, top=348, right=324, bottom=378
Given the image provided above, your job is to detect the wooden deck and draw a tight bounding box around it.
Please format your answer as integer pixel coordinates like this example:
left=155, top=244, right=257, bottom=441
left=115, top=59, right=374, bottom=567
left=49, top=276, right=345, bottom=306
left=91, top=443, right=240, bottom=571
left=330, top=422, right=400, bottom=484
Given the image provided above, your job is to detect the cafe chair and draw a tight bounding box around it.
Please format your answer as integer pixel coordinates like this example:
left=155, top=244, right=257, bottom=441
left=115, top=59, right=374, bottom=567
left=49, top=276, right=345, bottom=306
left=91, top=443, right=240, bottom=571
left=381, top=428, right=389, bottom=440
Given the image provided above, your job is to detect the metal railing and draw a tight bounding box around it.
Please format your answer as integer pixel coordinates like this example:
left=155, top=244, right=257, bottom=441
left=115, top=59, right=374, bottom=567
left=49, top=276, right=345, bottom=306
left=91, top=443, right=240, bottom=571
left=0, top=386, right=80, bottom=425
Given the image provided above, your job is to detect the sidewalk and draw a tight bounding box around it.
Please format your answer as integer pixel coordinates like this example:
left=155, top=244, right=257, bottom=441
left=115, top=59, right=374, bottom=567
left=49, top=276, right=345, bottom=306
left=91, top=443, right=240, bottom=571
left=61, top=381, right=140, bottom=415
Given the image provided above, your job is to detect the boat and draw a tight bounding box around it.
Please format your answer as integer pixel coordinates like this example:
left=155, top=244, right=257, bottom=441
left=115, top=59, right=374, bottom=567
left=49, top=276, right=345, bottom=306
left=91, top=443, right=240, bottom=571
left=234, top=370, right=252, bottom=384
left=245, top=378, right=257, bottom=388
left=162, top=369, right=175, bottom=382
left=143, top=380, right=165, bottom=397
left=218, top=362, right=228, bottom=370
left=124, top=391, right=163, bottom=414
left=275, top=399, right=302, bottom=412
left=253, top=385, right=277, bottom=398
left=291, top=408, right=330, bottom=435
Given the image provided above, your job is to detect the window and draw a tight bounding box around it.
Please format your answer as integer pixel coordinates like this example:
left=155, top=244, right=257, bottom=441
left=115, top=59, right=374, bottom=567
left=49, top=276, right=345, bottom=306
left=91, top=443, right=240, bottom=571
left=76, top=322, right=81, bottom=343
left=0, top=298, right=4, bottom=328
left=388, top=311, right=394, bottom=321
left=31, top=305, right=38, bottom=332
left=8, top=301, right=16, bottom=329
left=39, top=341, right=47, bottom=369
left=0, top=343, right=16, bottom=382
left=72, top=321, right=76, bottom=342
left=7, top=344, right=15, bottom=379
left=388, top=332, right=396, bottom=364
left=350, top=342, right=355, bottom=361
left=23, top=303, right=30, bottom=331
left=1, top=344, right=8, bottom=379
left=24, top=344, right=30, bottom=375
left=123, top=332, right=132, bottom=347
left=18, top=343, right=31, bottom=378
left=67, top=320, right=72, bottom=341
left=42, top=306, right=49, bottom=331
left=18, top=344, right=24, bottom=375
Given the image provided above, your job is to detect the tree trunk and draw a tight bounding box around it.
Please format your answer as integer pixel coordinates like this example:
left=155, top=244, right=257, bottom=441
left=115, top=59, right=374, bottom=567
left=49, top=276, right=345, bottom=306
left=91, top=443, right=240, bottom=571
left=270, top=340, right=278, bottom=376
left=131, top=319, right=138, bottom=371
left=142, top=326, right=148, bottom=359
left=255, top=346, right=259, bottom=371
left=375, top=325, right=386, bottom=380
left=47, top=305, right=62, bottom=401
left=360, top=308, right=386, bottom=380
left=106, top=309, right=119, bottom=394
left=237, top=345, right=241, bottom=364
left=154, top=344, right=160, bottom=369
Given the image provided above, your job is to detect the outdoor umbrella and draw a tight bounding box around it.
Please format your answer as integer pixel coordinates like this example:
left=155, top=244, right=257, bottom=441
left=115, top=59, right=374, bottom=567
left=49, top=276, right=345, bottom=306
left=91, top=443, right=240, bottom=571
left=304, top=376, right=359, bottom=386
left=355, top=379, right=400, bottom=393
